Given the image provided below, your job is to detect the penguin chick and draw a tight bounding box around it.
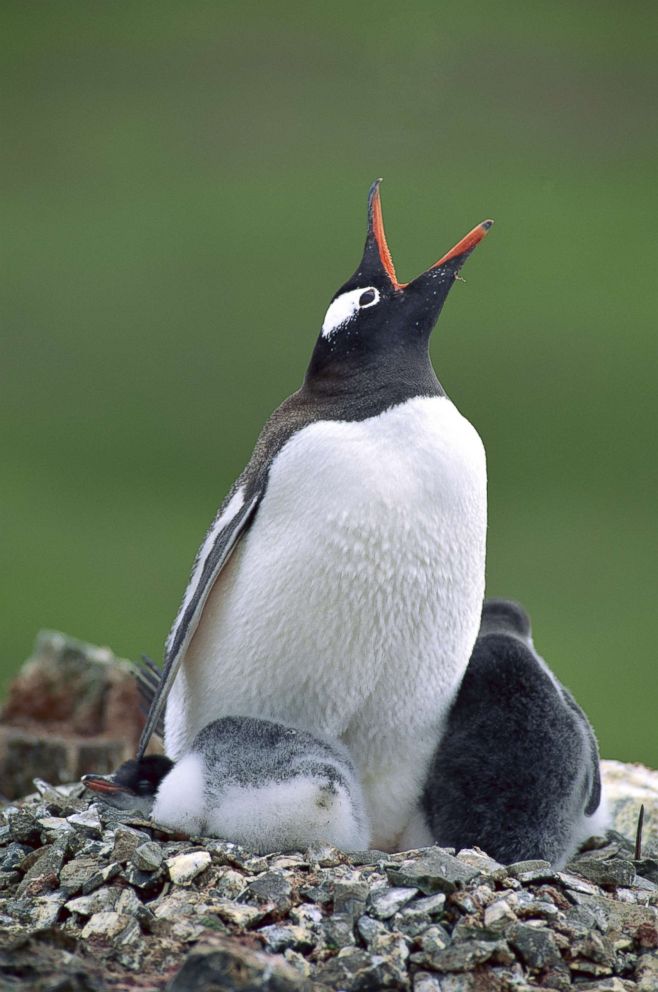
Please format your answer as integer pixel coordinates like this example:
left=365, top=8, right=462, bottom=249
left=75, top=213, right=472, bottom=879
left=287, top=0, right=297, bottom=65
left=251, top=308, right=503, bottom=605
left=82, top=754, right=174, bottom=815
left=414, top=598, right=608, bottom=868
left=86, top=716, right=370, bottom=854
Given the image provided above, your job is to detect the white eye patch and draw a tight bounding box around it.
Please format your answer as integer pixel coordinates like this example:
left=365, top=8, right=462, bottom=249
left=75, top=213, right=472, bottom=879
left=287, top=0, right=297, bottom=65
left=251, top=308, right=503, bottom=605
left=321, top=286, right=380, bottom=339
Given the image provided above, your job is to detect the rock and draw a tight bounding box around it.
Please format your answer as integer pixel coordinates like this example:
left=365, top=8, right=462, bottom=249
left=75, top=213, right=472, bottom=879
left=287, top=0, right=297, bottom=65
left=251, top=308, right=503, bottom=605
left=65, top=885, right=120, bottom=916
left=67, top=806, right=103, bottom=839
left=602, top=759, right=658, bottom=851
left=508, top=921, right=562, bottom=968
left=484, top=898, right=517, bottom=931
left=211, top=899, right=269, bottom=928
left=111, top=824, right=152, bottom=862
left=570, top=857, right=637, bottom=888
left=387, top=848, right=479, bottom=894
left=0, top=631, right=152, bottom=799
left=333, top=878, right=369, bottom=919
left=258, top=924, right=315, bottom=952
left=130, top=841, right=164, bottom=872
left=168, top=937, right=311, bottom=991
left=321, top=912, right=356, bottom=949
left=16, top=839, right=67, bottom=896
left=166, top=850, right=211, bottom=884
left=80, top=910, right=136, bottom=940
left=244, top=870, right=292, bottom=910
left=368, top=883, right=418, bottom=919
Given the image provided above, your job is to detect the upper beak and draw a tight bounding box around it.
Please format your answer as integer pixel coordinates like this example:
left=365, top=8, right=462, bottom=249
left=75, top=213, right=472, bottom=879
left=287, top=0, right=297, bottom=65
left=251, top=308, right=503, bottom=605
left=364, top=178, right=493, bottom=290
left=82, top=773, right=136, bottom=797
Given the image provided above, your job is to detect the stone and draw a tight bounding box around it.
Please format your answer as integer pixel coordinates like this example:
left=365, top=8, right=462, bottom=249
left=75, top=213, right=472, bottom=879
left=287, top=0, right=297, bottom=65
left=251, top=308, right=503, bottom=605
left=210, top=867, right=248, bottom=900
left=111, top=824, right=151, bottom=862
left=67, top=806, right=103, bottom=839
left=257, top=923, right=315, bottom=952
left=387, top=848, right=479, bottom=894
left=413, top=974, right=443, bottom=992
left=368, top=883, right=418, bottom=919
left=65, top=885, right=120, bottom=916
left=413, top=938, right=514, bottom=972
left=333, top=878, right=369, bottom=919
left=321, top=912, right=356, bottom=949
left=166, top=850, right=211, bottom=884
left=211, top=899, right=269, bottom=928
left=356, top=913, right=389, bottom=944
left=244, top=870, right=292, bottom=909
left=16, top=839, right=67, bottom=897
left=571, top=857, right=637, bottom=888
left=0, top=631, right=147, bottom=799
left=602, top=759, right=658, bottom=851
left=484, top=898, right=518, bottom=931
left=508, top=921, right=562, bottom=969
left=0, top=842, right=31, bottom=871
left=130, top=841, right=163, bottom=872
left=80, top=910, right=136, bottom=940
left=168, top=937, right=310, bottom=991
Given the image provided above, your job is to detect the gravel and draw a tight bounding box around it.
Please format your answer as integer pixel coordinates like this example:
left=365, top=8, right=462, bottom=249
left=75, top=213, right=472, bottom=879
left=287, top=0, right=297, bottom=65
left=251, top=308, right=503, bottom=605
left=0, top=779, right=657, bottom=991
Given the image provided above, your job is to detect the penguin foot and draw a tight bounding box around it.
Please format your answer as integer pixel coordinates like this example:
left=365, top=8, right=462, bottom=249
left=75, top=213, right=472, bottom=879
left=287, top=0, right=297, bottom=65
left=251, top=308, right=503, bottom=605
left=421, top=599, right=609, bottom=868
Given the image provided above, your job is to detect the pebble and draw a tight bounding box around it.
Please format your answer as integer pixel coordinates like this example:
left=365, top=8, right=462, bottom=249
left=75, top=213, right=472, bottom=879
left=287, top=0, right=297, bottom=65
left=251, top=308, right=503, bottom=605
left=67, top=806, right=103, bottom=838
left=166, top=850, right=211, bottom=884
left=508, top=921, right=562, bottom=969
left=387, top=848, right=480, bottom=894
left=368, top=883, right=418, bottom=918
left=130, top=841, right=164, bottom=872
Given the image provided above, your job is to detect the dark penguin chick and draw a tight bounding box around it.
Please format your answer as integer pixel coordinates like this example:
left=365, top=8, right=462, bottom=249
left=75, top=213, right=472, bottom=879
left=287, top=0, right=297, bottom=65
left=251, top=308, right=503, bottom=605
left=82, top=755, right=174, bottom=815
left=85, top=717, right=370, bottom=853
left=137, top=180, right=493, bottom=850
left=411, top=598, right=608, bottom=868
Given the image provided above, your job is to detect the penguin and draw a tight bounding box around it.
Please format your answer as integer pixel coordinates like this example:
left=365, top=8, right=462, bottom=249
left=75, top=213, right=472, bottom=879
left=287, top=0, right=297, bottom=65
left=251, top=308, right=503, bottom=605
left=84, top=716, right=369, bottom=853
left=409, top=598, right=609, bottom=867
left=137, top=180, right=492, bottom=850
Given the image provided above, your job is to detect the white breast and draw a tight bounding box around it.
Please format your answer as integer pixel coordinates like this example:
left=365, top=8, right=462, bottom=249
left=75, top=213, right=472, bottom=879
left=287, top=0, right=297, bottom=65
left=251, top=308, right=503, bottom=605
left=165, top=394, right=487, bottom=847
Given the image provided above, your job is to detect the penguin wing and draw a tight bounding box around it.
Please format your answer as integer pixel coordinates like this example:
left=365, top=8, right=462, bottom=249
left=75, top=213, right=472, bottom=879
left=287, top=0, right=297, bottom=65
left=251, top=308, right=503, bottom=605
left=136, top=486, right=262, bottom=758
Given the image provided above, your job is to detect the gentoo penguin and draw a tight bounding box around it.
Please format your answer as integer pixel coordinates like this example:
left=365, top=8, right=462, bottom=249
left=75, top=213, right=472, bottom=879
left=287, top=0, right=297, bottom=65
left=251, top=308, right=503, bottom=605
left=137, top=180, right=492, bottom=850
left=409, top=598, right=609, bottom=867
left=84, top=716, right=369, bottom=853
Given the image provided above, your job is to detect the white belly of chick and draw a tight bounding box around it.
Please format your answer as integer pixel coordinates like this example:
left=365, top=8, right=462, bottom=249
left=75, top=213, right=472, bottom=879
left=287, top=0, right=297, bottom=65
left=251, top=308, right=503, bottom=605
left=165, top=394, right=487, bottom=847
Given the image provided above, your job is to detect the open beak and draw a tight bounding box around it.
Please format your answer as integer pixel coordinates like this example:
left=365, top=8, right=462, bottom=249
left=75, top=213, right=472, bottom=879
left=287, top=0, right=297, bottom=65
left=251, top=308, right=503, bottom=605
left=364, top=178, right=493, bottom=290
left=82, top=773, right=136, bottom=797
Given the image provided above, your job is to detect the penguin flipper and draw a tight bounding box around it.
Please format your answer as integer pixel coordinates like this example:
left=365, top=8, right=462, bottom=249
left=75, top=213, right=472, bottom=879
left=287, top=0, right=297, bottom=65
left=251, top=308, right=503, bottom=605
left=136, top=488, right=263, bottom=759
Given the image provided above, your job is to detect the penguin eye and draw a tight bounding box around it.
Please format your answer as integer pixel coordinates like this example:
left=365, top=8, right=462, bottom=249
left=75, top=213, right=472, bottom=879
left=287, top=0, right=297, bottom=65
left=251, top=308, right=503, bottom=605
left=322, top=286, right=380, bottom=338
left=359, top=288, right=379, bottom=308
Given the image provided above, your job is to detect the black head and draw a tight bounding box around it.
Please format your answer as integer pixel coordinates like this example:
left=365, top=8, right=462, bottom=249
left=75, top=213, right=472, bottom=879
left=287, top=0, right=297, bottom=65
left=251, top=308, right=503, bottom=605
left=480, top=598, right=533, bottom=641
left=82, top=754, right=174, bottom=812
left=306, top=180, right=492, bottom=396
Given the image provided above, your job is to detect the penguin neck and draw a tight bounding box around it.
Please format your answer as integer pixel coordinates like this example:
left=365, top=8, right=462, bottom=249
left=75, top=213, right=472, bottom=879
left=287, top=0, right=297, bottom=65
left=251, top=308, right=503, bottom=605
left=303, top=340, right=445, bottom=419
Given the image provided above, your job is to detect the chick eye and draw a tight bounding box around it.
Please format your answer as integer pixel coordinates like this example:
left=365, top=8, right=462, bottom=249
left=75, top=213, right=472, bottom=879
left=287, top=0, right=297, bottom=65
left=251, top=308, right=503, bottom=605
left=359, top=288, right=378, bottom=308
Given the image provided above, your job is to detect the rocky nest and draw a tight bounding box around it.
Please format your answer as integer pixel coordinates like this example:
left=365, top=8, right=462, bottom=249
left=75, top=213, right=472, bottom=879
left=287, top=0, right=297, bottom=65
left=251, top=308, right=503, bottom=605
left=0, top=781, right=656, bottom=991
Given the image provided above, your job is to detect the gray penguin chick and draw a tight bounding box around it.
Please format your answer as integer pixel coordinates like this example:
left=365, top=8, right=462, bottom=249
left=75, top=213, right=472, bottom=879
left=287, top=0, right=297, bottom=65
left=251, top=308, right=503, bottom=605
left=416, top=598, right=608, bottom=867
left=85, top=716, right=370, bottom=854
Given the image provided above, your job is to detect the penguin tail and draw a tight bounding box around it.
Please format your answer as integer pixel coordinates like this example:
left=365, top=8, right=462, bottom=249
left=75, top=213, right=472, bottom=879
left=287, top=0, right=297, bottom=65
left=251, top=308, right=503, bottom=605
left=135, top=655, right=166, bottom=741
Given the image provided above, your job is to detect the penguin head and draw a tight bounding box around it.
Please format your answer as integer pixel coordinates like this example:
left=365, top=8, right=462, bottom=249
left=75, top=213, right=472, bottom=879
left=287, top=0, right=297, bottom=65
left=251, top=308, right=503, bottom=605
left=307, top=180, right=492, bottom=385
left=480, top=598, right=533, bottom=642
left=82, top=754, right=174, bottom=814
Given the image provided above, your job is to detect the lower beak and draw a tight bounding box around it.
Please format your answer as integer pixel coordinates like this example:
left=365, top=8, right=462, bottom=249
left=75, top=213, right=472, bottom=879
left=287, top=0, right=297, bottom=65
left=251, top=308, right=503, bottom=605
left=82, top=773, right=136, bottom=797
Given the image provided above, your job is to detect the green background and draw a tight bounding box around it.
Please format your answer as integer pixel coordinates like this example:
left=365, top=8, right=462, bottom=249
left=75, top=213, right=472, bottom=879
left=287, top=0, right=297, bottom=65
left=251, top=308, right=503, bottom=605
left=2, top=2, right=656, bottom=764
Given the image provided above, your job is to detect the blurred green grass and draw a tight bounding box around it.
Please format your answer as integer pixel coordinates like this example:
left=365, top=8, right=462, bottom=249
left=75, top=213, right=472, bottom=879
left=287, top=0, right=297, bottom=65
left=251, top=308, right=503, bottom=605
left=2, top=1, right=656, bottom=764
